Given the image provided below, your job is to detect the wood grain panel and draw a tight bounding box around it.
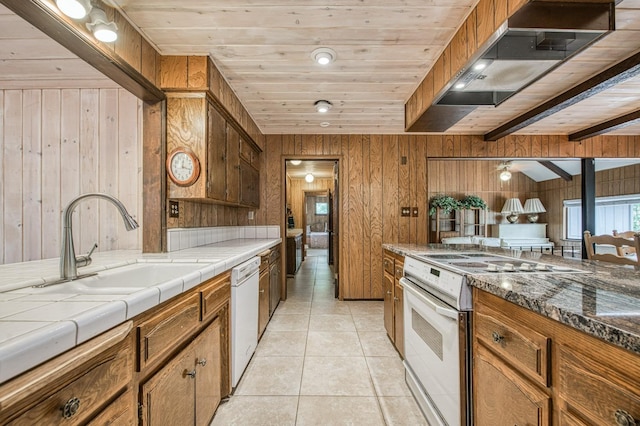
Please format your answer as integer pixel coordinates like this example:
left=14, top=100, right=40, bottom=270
left=369, top=134, right=383, bottom=299
left=347, top=135, right=364, bottom=299
left=0, top=88, right=142, bottom=265
left=398, top=136, right=411, bottom=243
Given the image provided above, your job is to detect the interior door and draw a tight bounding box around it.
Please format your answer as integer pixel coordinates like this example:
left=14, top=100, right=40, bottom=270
left=332, top=161, right=339, bottom=297
left=328, top=190, right=334, bottom=265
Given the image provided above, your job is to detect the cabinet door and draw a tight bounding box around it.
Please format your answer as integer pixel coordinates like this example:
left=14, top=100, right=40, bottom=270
left=474, top=346, right=551, bottom=426
left=87, top=390, right=134, bottom=426
left=195, top=319, right=222, bottom=426
left=393, top=281, right=404, bottom=358
left=239, top=160, right=260, bottom=207
left=225, top=124, right=240, bottom=203
left=258, top=269, right=270, bottom=338
left=206, top=103, right=227, bottom=201
left=140, top=341, right=196, bottom=426
left=383, top=271, right=394, bottom=341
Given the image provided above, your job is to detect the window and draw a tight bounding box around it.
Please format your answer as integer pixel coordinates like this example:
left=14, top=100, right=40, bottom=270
left=564, top=194, right=640, bottom=239
left=315, top=202, right=328, bottom=215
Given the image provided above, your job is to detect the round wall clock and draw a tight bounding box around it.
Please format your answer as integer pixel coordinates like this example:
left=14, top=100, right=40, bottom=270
left=167, top=147, right=200, bottom=186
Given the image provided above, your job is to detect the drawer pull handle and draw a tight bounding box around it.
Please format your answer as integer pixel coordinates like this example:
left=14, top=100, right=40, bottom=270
left=387, top=291, right=392, bottom=295
left=197, top=358, right=207, bottom=367
left=615, top=409, right=636, bottom=426
left=492, top=331, right=504, bottom=344
left=62, top=397, right=81, bottom=419
left=185, top=369, right=197, bottom=379
left=394, top=297, right=399, bottom=301
left=259, top=289, right=265, bottom=293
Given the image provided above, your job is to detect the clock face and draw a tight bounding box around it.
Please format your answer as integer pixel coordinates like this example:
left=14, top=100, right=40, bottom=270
left=167, top=148, right=200, bottom=186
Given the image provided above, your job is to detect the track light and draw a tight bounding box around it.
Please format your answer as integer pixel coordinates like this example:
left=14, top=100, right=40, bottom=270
left=314, top=100, right=332, bottom=113
left=56, top=0, right=92, bottom=19
left=87, top=8, right=118, bottom=42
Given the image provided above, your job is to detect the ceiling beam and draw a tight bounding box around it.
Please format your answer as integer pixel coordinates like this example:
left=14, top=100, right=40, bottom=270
left=484, top=50, right=640, bottom=141
left=569, top=109, right=640, bottom=141
left=539, top=161, right=573, bottom=182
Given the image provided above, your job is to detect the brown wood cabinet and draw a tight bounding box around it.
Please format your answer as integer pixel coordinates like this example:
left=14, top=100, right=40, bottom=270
left=269, top=246, right=281, bottom=315
left=287, top=234, right=302, bottom=276
left=473, top=289, right=640, bottom=425
left=140, top=318, right=221, bottom=426
left=167, top=93, right=260, bottom=208
left=0, top=322, right=133, bottom=425
left=258, top=251, right=270, bottom=338
left=382, top=249, right=404, bottom=358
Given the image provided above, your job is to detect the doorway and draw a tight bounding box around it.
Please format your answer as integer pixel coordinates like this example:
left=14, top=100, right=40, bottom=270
left=284, top=159, right=340, bottom=296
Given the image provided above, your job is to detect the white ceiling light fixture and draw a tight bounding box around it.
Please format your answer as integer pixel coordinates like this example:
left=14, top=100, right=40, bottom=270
left=315, top=100, right=332, bottom=113
left=56, top=0, right=92, bottom=19
left=305, top=173, right=315, bottom=183
left=311, top=47, right=336, bottom=65
left=319, top=122, right=330, bottom=128
left=289, top=160, right=301, bottom=165
left=87, top=8, right=118, bottom=43
left=499, top=162, right=512, bottom=181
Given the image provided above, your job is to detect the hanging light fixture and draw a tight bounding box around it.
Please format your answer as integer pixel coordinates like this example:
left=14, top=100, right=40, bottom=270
left=305, top=173, right=315, bottom=183
left=499, top=162, right=512, bottom=181
left=86, top=8, right=118, bottom=42
left=314, top=100, right=332, bottom=113
left=56, top=0, right=92, bottom=19
left=311, top=47, right=336, bottom=65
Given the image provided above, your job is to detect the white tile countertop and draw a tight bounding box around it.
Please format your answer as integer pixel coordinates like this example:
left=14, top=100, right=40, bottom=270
left=0, top=238, right=280, bottom=384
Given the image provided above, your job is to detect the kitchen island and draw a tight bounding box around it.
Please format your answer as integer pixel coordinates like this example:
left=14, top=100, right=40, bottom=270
left=384, top=243, right=640, bottom=425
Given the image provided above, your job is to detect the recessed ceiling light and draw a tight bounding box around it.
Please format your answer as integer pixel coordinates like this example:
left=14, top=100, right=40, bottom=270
left=311, top=47, right=336, bottom=65
left=290, top=160, right=302, bottom=165
left=56, top=0, right=92, bottom=19
left=320, top=122, right=330, bottom=128
left=314, top=100, right=332, bottom=113
left=305, top=173, right=315, bottom=183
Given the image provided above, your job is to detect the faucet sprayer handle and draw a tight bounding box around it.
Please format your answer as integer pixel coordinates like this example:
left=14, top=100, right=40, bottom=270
left=76, top=243, right=98, bottom=268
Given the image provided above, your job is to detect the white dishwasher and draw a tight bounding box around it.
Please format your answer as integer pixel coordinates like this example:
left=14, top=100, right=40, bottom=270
left=231, top=256, right=260, bottom=388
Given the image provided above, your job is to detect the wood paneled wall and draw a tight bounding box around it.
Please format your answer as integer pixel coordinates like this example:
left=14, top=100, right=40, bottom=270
left=0, top=88, right=142, bottom=264
left=287, top=177, right=333, bottom=233
left=538, top=163, right=640, bottom=243
left=427, top=159, right=538, bottom=229
left=258, top=134, right=639, bottom=300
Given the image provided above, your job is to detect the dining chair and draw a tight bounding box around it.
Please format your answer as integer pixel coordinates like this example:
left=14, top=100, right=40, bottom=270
left=584, top=231, right=640, bottom=268
left=613, top=230, right=637, bottom=256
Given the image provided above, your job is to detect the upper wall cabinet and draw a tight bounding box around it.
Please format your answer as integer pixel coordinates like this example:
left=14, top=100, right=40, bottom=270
left=167, top=93, right=261, bottom=208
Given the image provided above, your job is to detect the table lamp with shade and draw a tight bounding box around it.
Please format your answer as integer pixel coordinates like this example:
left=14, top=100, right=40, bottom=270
left=523, top=198, right=546, bottom=223
left=501, top=198, right=524, bottom=223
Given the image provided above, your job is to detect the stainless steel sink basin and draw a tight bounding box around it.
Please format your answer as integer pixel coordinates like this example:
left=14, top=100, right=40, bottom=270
left=30, top=263, right=206, bottom=294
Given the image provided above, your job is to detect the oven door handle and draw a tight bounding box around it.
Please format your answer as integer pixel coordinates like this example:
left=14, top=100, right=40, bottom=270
left=400, top=277, right=459, bottom=320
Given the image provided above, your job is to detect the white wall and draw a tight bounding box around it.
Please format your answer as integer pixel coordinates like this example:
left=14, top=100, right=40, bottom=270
left=0, top=88, right=143, bottom=264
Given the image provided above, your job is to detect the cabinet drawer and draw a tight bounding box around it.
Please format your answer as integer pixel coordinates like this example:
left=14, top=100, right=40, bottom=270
left=138, top=292, right=200, bottom=371
left=383, top=255, right=394, bottom=275
left=558, top=344, right=640, bottom=425
left=475, top=308, right=550, bottom=387
left=395, top=265, right=403, bottom=280
left=9, top=333, right=132, bottom=425
left=86, top=389, right=134, bottom=426
left=201, top=272, right=231, bottom=322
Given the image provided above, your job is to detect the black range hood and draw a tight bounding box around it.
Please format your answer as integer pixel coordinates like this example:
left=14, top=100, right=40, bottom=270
left=407, top=1, right=614, bottom=132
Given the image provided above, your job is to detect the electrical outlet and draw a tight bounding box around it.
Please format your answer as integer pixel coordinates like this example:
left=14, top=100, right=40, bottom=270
left=248, top=211, right=255, bottom=220
left=401, top=207, right=411, bottom=217
left=412, top=207, right=419, bottom=217
left=169, top=200, right=179, bottom=218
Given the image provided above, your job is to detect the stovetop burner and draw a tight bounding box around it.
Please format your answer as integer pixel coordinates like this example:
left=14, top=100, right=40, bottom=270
left=414, top=252, right=585, bottom=274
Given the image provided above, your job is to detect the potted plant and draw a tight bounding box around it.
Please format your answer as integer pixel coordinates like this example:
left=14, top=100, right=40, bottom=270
left=460, top=195, right=487, bottom=210
left=429, top=195, right=461, bottom=216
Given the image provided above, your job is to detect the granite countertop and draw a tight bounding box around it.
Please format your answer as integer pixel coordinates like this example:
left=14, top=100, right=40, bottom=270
left=0, top=238, right=281, bottom=384
left=384, top=243, right=640, bottom=355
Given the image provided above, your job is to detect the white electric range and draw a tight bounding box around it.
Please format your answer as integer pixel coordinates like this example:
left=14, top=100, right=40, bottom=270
left=401, top=251, right=586, bottom=426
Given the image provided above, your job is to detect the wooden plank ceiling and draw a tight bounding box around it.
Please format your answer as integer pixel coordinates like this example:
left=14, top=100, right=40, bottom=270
left=6, top=0, right=640, bottom=137
left=0, top=4, right=118, bottom=89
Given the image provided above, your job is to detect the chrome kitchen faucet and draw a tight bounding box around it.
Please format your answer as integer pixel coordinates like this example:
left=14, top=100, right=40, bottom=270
left=57, top=193, right=138, bottom=283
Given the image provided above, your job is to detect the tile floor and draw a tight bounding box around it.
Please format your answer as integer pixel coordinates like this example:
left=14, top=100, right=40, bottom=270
left=211, top=249, right=427, bottom=425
